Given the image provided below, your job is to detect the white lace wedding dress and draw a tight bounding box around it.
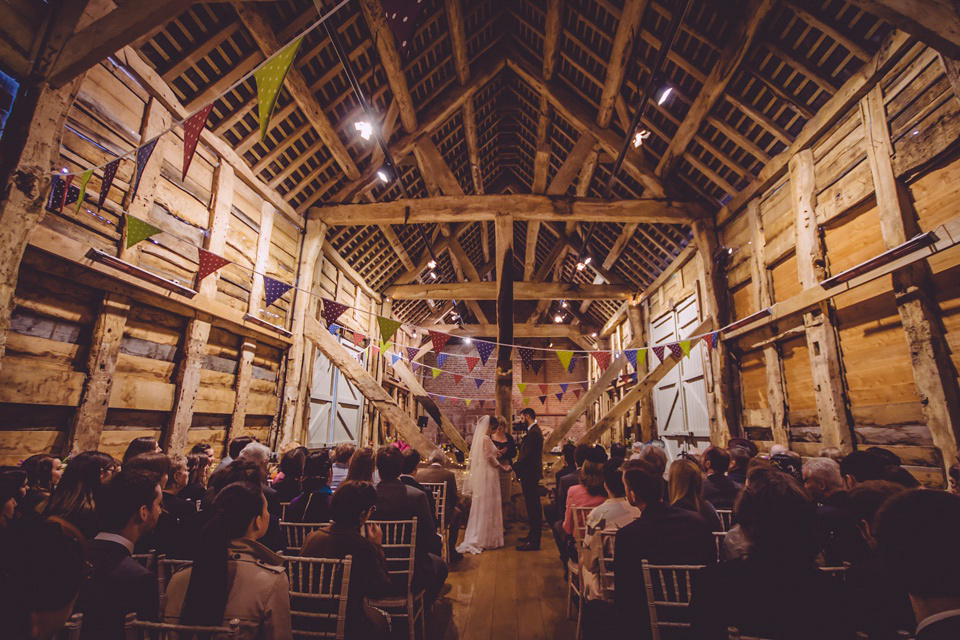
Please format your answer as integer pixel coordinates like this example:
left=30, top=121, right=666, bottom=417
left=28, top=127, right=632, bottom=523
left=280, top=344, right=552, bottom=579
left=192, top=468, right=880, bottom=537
left=456, top=416, right=504, bottom=554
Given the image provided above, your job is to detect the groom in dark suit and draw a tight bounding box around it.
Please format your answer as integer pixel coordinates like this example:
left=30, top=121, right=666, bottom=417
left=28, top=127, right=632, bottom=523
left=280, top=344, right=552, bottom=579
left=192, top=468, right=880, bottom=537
left=513, top=407, right=544, bottom=551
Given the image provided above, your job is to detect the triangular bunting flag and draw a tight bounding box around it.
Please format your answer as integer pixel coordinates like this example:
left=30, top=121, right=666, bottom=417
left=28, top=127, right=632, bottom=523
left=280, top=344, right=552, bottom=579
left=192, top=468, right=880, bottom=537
left=196, top=248, right=230, bottom=283
left=182, top=103, right=214, bottom=181
left=592, top=350, right=612, bottom=372
left=429, top=330, right=451, bottom=355
left=531, top=359, right=544, bottom=374
left=465, top=356, right=480, bottom=372
left=539, top=384, right=548, bottom=394
left=125, top=213, right=163, bottom=249
left=556, top=392, right=564, bottom=402
left=431, top=367, right=440, bottom=379
left=376, top=316, right=403, bottom=343
left=464, top=398, right=472, bottom=408
left=653, top=345, right=666, bottom=362
left=624, top=349, right=638, bottom=372
left=49, top=176, right=66, bottom=212
left=523, top=397, right=531, bottom=406
left=131, top=137, right=158, bottom=198
left=391, top=354, right=401, bottom=366
left=329, top=323, right=340, bottom=337
left=557, top=350, right=574, bottom=372
left=379, top=339, right=392, bottom=353
left=518, top=347, right=536, bottom=370
left=380, top=0, right=426, bottom=49
left=567, top=356, right=578, bottom=374
left=474, top=378, right=484, bottom=389
left=476, top=340, right=494, bottom=366
left=76, top=169, right=93, bottom=213
left=255, top=36, right=304, bottom=142
left=406, top=347, right=419, bottom=362
left=321, top=299, right=349, bottom=329
left=679, top=340, right=692, bottom=357
left=560, top=383, right=568, bottom=393
left=436, top=353, right=448, bottom=368
left=263, top=275, right=293, bottom=307
left=518, top=383, right=527, bottom=394
left=638, top=349, right=647, bottom=370
left=668, top=342, right=684, bottom=360
left=436, top=395, right=444, bottom=404
left=479, top=399, right=485, bottom=409
left=411, top=362, right=420, bottom=372
left=580, top=382, right=589, bottom=391
left=64, top=183, right=80, bottom=209
left=539, top=395, right=547, bottom=405
left=453, top=374, right=463, bottom=385
left=98, top=159, right=120, bottom=210
left=707, top=331, right=720, bottom=351
left=353, top=331, right=365, bottom=347
left=573, top=389, right=582, bottom=399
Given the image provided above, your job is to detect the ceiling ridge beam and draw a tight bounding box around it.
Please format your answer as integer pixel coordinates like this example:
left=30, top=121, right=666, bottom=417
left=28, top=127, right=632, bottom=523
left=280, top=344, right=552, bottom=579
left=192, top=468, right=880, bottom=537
left=597, top=0, right=647, bottom=129
left=358, top=0, right=417, bottom=132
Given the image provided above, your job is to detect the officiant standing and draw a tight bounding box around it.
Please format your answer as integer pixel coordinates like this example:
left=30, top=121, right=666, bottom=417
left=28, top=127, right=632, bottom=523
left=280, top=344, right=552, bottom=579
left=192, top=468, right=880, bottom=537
left=513, top=408, right=544, bottom=551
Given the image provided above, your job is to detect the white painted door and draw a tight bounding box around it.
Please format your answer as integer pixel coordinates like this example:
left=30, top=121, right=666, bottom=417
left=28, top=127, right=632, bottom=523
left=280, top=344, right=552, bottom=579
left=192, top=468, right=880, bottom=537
left=307, top=337, right=365, bottom=448
left=650, top=293, right=710, bottom=461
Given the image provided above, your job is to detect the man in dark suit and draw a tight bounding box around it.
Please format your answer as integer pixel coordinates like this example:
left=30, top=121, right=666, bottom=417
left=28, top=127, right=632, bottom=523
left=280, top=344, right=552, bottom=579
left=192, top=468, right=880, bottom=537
left=877, top=490, right=960, bottom=640
left=399, top=449, right=437, bottom=523
left=614, top=460, right=715, bottom=637
left=76, top=470, right=162, bottom=640
left=701, top=446, right=742, bottom=510
left=416, top=449, right=464, bottom=563
left=513, top=408, right=544, bottom=551
left=371, top=446, right=448, bottom=606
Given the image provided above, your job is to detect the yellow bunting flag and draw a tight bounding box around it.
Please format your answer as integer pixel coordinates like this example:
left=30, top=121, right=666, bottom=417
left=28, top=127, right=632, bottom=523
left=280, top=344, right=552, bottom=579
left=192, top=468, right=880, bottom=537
left=518, top=383, right=527, bottom=394
left=76, top=169, right=93, bottom=213
left=431, top=367, right=440, bottom=379
left=255, top=36, right=304, bottom=142
left=125, top=213, right=163, bottom=248
left=379, top=339, right=392, bottom=352
left=680, top=340, right=692, bottom=357
left=556, top=350, right=574, bottom=372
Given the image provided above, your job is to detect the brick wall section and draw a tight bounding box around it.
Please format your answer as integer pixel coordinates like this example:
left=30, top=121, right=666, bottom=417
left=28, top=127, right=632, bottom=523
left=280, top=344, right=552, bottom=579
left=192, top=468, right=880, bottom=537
left=419, top=343, right=590, bottom=446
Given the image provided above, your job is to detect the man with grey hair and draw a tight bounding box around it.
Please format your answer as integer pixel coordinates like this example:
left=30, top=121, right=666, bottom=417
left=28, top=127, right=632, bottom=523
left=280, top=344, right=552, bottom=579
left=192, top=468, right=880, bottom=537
left=236, top=441, right=282, bottom=523
left=803, top=456, right=870, bottom=565
left=802, top=457, right=844, bottom=503
left=416, top=449, right=463, bottom=563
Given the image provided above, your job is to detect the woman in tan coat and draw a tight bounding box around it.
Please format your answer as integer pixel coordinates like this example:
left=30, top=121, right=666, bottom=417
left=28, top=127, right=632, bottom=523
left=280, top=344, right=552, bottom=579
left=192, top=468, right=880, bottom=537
left=164, top=481, right=292, bottom=639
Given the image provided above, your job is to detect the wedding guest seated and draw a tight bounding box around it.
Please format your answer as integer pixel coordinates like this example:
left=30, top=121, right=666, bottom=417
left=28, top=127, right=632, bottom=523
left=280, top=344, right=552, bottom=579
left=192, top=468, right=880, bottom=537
left=614, top=460, right=715, bottom=636
left=580, top=458, right=640, bottom=640
left=346, top=446, right=380, bottom=484
left=164, top=482, right=292, bottom=640
left=43, top=451, right=118, bottom=539
left=727, top=446, right=751, bottom=486
left=329, top=443, right=355, bottom=491
left=0, top=516, right=88, bottom=640
left=770, top=451, right=803, bottom=482
left=840, top=450, right=887, bottom=489
left=177, top=451, right=209, bottom=504
left=237, top=442, right=281, bottom=517
left=154, top=455, right=198, bottom=559
left=0, top=469, right=26, bottom=528
left=610, top=442, right=627, bottom=460
left=371, top=446, right=447, bottom=607
left=416, top=449, right=464, bottom=563
left=876, top=490, right=960, bottom=640
left=215, top=436, right=254, bottom=473
left=669, top=458, right=722, bottom=532
left=272, top=448, right=306, bottom=503
left=635, top=444, right=667, bottom=480
left=802, top=457, right=869, bottom=566
left=20, top=454, right=61, bottom=513
left=558, top=453, right=607, bottom=557
left=76, top=470, right=162, bottom=640
left=726, top=437, right=758, bottom=459
left=400, top=450, right=436, bottom=519
left=701, top=446, right=741, bottom=510
left=207, top=460, right=283, bottom=551
left=287, top=452, right=333, bottom=523
left=556, top=444, right=593, bottom=526
left=690, top=468, right=852, bottom=640
left=819, top=446, right=844, bottom=462
left=845, top=481, right=914, bottom=640
left=123, top=452, right=173, bottom=555
left=190, top=442, right=214, bottom=462
left=300, top=481, right=397, bottom=639
left=122, top=436, right=161, bottom=465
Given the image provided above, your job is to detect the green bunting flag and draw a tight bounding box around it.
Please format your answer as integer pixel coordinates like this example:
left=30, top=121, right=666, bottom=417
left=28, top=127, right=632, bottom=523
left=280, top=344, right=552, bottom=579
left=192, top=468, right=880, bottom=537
left=255, top=36, right=304, bottom=142
left=376, top=316, right=403, bottom=343
left=125, top=213, right=163, bottom=248
left=638, top=348, right=647, bottom=369
left=518, top=383, right=527, bottom=394
left=680, top=340, right=692, bottom=357
left=379, top=339, right=392, bottom=352
left=76, top=169, right=93, bottom=213
left=523, top=397, right=531, bottom=406
left=556, top=350, right=574, bottom=372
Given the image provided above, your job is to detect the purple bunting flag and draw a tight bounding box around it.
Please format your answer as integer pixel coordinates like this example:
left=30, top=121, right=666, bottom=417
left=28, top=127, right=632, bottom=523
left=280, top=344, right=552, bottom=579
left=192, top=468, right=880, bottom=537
left=475, top=378, right=484, bottom=389
left=263, top=275, right=293, bottom=307
left=476, top=340, right=495, bottom=366
left=556, top=392, right=564, bottom=402
left=406, top=346, right=419, bottom=362
left=653, top=345, right=666, bottom=363
left=539, top=395, right=547, bottom=405
left=132, top=137, right=158, bottom=199
left=321, top=299, right=349, bottom=329
left=560, top=383, right=568, bottom=393
left=668, top=342, right=684, bottom=360
left=98, top=159, right=120, bottom=210
left=378, top=0, right=426, bottom=49
left=518, top=347, right=536, bottom=370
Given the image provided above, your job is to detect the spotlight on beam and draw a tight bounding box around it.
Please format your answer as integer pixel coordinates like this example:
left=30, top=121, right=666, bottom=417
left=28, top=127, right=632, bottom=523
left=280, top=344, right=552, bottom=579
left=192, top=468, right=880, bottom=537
left=376, top=164, right=395, bottom=183
left=354, top=120, right=373, bottom=140
left=427, top=259, right=437, bottom=269
left=657, top=86, right=673, bottom=106
left=555, top=314, right=563, bottom=323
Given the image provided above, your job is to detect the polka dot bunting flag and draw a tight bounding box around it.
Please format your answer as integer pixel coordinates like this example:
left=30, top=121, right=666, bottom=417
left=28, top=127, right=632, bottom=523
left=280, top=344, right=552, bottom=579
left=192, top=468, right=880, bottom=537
left=531, top=358, right=544, bottom=374
left=406, top=347, right=419, bottom=362
left=518, top=347, right=536, bottom=371
left=475, top=340, right=495, bottom=366
left=592, top=350, right=611, bottom=372
left=453, top=374, right=463, bottom=384
left=125, top=213, right=163, bottom=249
left=321, top=298, right=349, bottom=329
left=182, top=104, right=214, bottom=181
left=465, top=356, right=480, bottom=372
left=131, top=138, right=158, bottom=199
left=436, top=353, right=448, bottom=368
left=379, top=0, right=426, bottom=50
left=429, top=330, right=451, bottom=355
left=668, top=342, right=684, bottom=360
left=352, top=331, right=365, bottom=347
left=263, top=275, right=293, bottom=307
left=255, top=36, right=304, bottom=142
left=196, top=248, right=231, bottom=283
left=653, top=345, right=666, bottom=363
left=49, top=176, right=66, bottom=212
left=376, top=316, right=403, bottom=343
left=97, top=159, right=120, bottom=210
left=624, top=349, right=638, bottom=372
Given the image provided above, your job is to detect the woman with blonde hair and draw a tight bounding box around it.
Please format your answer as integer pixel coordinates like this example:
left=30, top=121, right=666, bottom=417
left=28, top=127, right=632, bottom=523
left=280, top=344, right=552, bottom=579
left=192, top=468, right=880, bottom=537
left=668, top=457, right=723, bottom=532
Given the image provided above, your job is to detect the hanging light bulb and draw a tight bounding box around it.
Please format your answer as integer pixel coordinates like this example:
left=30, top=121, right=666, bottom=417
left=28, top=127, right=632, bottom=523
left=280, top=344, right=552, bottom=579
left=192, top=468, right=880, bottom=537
left=427, top=259, right=437, bottom=269
left=584, top=256, right=593, bottom=266
left=555, top=314, right=563, bottom=323
left=633, top=129, right=651, bottom=148
left=463, top=336, right=472, bottom=344
left=576, top=260, right=586, bottom=271
left=657, top=86, right=673, bottom=106
left=561, top=300, right=569, bottom=309
left=591, top=332, right=598, bottom=338
left=429, top=270, right=437, bottom=280
left=377, top=169, right=390, bottom=183
left=354, top=120, right=373, bottom=140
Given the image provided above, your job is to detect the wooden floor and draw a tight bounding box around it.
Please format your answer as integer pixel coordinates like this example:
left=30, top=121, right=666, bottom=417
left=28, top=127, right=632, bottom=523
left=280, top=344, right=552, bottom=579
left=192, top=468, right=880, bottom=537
left=425, top=519, right=576, bottom=640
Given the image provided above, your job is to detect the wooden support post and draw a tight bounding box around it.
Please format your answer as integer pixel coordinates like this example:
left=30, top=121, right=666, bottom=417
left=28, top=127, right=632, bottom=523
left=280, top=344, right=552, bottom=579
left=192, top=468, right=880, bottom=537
left=495, top=214, right=514, bottom=420
left=279, top=218, right=327, bottom=446
left=249, top=202, right=275, bottom=311
left=860, top=85, right=960, bottom=472
left=68, top=293, right=132, bottom=453
left=746, top=199, right=790, bottom=446
left=391, top=361, right=469, bottom=453
left=0, top=79, right=82, bottom=373
left=304, top=317, right=443, bottom=460
left=789, top=150, right=853, bottom=452
left=230, top=339, right=257, bottom=442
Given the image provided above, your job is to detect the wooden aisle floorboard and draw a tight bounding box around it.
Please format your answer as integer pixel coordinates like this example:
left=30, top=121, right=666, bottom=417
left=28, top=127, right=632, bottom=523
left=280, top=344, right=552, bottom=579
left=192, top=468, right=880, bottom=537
left=426, top=521, right=576, bottom=640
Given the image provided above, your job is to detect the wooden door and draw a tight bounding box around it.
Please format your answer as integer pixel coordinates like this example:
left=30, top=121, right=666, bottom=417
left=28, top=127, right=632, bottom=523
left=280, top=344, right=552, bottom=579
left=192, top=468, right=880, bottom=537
left=307, top=336, right=365, bottom=447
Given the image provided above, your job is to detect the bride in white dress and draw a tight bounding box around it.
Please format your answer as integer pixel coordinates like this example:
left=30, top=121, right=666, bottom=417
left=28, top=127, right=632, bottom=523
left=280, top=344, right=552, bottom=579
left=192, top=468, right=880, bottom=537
left=457, top=415, right=510, bottom=554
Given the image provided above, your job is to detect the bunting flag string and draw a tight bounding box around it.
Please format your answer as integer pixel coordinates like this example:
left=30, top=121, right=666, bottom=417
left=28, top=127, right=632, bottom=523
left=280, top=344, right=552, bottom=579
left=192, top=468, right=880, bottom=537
left=321, top=299, right=349, bottom=329
left=76, top=170, right=93, bottom=214
left=263, top=275, right=294, bottom=307
left=125, top=213, right=163, bottom=249
left=182, top=103, right=214, bottom=181
left=475, top=340, right=495, bottom=366
left=97, top=159, right=120, bottom=210
left=255, top=36, right=304, bottom=142
left=429, top=330, right=451, bottom=355
left=196, top=248, right=231, bottom=283
left=131, top=138, right=158, bottom=199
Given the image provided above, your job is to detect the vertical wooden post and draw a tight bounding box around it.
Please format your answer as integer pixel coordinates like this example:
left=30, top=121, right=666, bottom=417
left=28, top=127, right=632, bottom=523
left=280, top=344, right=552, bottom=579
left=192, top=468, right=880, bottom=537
left=692, top=219, right=737, bottom=445
left=279, top=217, right=326, bottom=446
left=746, top=199, right=790, bottom=446
left=230, top=339, right=257, bottom=442
left=860, top=85, right=960, bottom=472
left=789, top=150, right=853, bottom=452
left=495, top=214, right=515, bottom=421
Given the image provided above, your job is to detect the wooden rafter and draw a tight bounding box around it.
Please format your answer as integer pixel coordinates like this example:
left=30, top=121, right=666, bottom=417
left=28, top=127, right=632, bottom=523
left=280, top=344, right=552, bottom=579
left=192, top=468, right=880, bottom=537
left=782, top=0, right=871, bottom=60
left=428, top=323, right=593, bottom=337
left=548, top=132, right=597, bottom=196
left=532, top=95, right=552, bottom=194
left=597, top=0, right=647, bottom=129
left=384, top=282, right=635, bottom=300
left=444, top=0, right=470, bottom=84
left=543, top=0, right=564, bottom=81
left=844, top=0, right=960, bottom=59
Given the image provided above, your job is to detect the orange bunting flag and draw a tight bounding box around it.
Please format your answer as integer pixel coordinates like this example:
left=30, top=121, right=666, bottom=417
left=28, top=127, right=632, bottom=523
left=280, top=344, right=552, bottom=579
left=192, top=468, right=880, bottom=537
left=196, top=249, right=230, bottom=283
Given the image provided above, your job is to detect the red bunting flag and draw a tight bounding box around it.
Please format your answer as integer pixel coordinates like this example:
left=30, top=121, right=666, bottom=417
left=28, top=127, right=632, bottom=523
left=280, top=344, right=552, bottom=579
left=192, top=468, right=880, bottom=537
left=379, top=0, right=426, bottom=49
left=182, top=103, right=214, bottom=181
left=539, top=384, right=548, bottom=394
left=592, top=350, right=612, bottom=371
left=453, top=374, right=463, bottom=385
left=429, top=330, right=451, bottom=354
left=353, top=331, right=365, bottom=347
left=196, top=248, right=230, bottom=283
left=573, top=389, right=582, bottom=399
left=465, top=356, right=480, bottom=372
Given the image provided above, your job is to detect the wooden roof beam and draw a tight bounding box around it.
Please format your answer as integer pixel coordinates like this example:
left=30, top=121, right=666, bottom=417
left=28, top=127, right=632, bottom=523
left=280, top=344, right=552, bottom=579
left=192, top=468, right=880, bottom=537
left=524, top=221, right=540, bottom=280
left=597, top=0, right=647, bottom=129
left=764, top=42, right=840, bottom=95
left=463, top=98, right=484, bottom=194
left=656, top=0, right=775, bottom=179
left=782, top=0, right=871, bottom=60
left=444, top=0, right=470, bottom=84
left=844, top=0, right=960, bottom=58
left=384, top=282, right=636, bottom=300
left=359, top=0, right=417, bottom=132
left=548, top=131, right=598, bottom=196
left=543, top=0, right=564, bottom=81
left=310, top=195, right=701, bottom=225
left=532, top=95, right=553, bottom=194
left=429, top=323, right=592, bottom=338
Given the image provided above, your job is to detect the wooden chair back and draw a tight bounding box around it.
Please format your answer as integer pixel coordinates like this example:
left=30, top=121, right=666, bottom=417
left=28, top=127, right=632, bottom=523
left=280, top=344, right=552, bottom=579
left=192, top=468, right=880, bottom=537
left=818, top=565, right=849, bottom=582
left=420, top=482, right=446, bottom=526
left=596, top=530, right=618, bottom=602
left=58, top=613, right=83, bottom=640
left=132, top=552, right=156, bottom=574
left=571, top=506, right=592, bottom=544
left=283, top=555, right=353, bottom=639
left=156, top=555, right=192, bottom=608
left=727, top=627, right=772, bottom=640
left=281, top=521, right=324, bottom=551
left=716, top=509, right=733, bottom=531
left=281, top=501, right=291, bottom=521
left=712, top=531, right=726, bottom=562
left=123, top=613, right=241, bottom=639
left=375, top=518, right=418, bottom=593
left=640, top=560, right=706, bottom=640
